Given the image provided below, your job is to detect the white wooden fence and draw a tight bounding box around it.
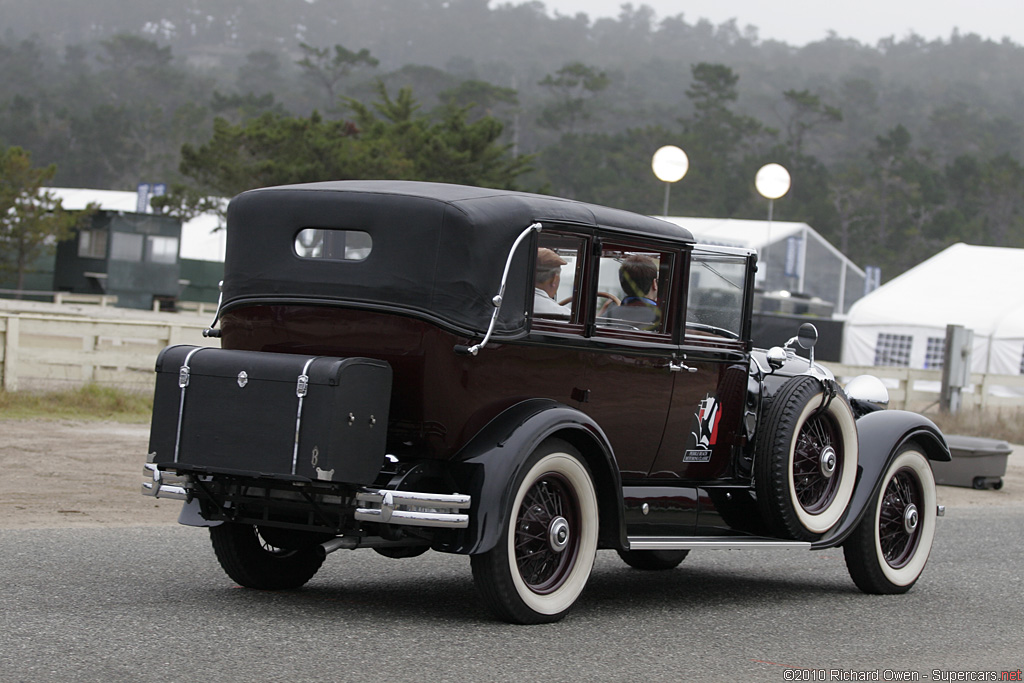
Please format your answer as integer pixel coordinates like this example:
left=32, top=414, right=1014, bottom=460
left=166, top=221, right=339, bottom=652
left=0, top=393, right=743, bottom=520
left=3, top=311, right=1024, bottom=408
left=0, top=312, right=215, bottom=392
left=822, top=362, right=1024, bottom=411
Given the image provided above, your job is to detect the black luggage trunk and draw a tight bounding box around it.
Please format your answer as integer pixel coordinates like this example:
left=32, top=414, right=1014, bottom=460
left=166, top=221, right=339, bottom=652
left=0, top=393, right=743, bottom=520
left=149, top=345, right=392, bottom=484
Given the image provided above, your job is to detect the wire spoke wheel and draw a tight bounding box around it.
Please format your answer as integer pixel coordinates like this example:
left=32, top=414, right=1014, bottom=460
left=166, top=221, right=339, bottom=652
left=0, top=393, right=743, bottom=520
left=514, top=474, right=579, bottom=592
left=209, top=522, right=326, bottom=590
left=844, top=447, right=936, bottom=594
left=877, top=468, right=923, bottom=569
left=755, top=376, right=858, bottom=540
left=471, top=439, right=598, bottom=624
left=792, top=412, right=843, bottom=514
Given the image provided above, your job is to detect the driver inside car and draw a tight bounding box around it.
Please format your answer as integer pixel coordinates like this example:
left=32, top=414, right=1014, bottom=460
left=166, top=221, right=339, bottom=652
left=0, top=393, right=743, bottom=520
left=601, top=254, right=662, bottom=329
left=533, top=247, right=571, bottom=317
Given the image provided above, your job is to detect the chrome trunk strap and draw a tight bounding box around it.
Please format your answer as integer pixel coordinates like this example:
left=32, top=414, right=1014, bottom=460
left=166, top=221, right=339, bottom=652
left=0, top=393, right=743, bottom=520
left=173, top=346, right=204, bottom=463
left=291, top=357, right=316, bottom=475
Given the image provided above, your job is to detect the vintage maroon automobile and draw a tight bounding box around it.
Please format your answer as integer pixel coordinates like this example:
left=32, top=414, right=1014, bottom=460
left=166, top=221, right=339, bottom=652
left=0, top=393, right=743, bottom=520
left=144, top=181, right=948, bottom=624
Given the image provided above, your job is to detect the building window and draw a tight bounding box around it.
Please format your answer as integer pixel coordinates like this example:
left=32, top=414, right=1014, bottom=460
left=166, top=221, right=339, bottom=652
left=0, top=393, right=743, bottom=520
left=146, top=236, right=179, bottom=264
left=1019, top=346, right=1024, bottom=375
left=78, top=229, right=107, bottom=259
left=924, top=337, right=945, bottom=370
left=110, top=232, right=144, bottom=262
left=874, top=333, right=912, bottom=367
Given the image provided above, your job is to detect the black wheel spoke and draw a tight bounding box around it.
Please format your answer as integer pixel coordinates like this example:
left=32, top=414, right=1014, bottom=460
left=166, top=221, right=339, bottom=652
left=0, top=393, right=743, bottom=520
left=511, top=471, right=581, bottom=592
left=877, top=468, right=923, bottom=569
left=793, top=413, right=842, bottom=513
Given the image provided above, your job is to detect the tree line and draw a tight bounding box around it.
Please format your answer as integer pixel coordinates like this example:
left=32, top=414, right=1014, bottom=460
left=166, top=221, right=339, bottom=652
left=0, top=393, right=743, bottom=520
left=2, top=1, right=1024, bottom=283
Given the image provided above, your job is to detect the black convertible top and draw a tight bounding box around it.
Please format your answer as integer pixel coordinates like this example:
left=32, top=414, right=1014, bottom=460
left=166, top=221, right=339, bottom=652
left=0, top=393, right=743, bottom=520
left=223, top=180, right=694, bottom=337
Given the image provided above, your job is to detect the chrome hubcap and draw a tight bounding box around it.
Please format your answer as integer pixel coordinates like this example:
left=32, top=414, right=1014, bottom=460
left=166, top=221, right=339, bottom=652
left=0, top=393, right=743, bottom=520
left=903, top=504, right=919, bottom=534
left=819, top=446, right=837, bottom=478
left=548, top=516, right=570, bottom=553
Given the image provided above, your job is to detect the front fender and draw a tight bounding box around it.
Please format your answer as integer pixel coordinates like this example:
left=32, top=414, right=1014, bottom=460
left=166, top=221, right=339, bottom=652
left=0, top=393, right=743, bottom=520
left=812, top=409, right=949, bottom=549
left=435, top=398, right=624, bottom=555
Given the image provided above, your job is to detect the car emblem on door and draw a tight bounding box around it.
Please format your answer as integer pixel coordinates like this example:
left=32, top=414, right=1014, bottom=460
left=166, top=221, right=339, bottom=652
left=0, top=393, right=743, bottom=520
left=237, top=371, right=248, bottom=388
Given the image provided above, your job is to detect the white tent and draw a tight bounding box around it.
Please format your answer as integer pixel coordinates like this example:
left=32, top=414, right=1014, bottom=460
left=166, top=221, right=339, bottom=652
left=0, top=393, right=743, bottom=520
left=659, top=216, right=867, bottom=313
left=46, top=187, right=226, bottom=262
left=842, top=243, right=1024, bottom=376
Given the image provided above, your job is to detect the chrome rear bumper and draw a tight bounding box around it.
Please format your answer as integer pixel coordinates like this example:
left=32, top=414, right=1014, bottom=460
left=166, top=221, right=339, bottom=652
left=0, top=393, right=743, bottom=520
left=355, top=489, right=471, bottom=529
left=142, top=462, right=189, bottom=500
left=142, top=459, right=471, bottom=530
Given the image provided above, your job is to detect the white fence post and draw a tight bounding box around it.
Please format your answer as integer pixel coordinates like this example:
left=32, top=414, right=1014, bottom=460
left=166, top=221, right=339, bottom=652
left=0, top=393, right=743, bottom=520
left=2, top=315, right=19, bottom=392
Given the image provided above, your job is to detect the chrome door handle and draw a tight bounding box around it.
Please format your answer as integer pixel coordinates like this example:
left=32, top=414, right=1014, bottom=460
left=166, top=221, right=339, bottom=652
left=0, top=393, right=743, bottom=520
left=668, top=361, right=698, bottom=373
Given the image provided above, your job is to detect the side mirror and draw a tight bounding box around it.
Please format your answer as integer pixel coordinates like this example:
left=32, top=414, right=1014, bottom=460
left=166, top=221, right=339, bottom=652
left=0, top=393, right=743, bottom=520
left=796, top=323, right=818, bottom=350
left=765, top=322, right=820, bottom=375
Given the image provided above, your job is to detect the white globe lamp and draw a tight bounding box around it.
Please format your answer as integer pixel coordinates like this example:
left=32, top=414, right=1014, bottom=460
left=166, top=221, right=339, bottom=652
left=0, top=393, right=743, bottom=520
left=651, top=145, right=689, bottom=215
left=754, top=163, right=791, bottom=287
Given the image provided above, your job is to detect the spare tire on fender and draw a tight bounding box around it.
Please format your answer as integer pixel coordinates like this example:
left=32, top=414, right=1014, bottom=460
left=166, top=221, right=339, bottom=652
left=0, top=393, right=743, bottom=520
left=755, top=375, right=859, bottom=541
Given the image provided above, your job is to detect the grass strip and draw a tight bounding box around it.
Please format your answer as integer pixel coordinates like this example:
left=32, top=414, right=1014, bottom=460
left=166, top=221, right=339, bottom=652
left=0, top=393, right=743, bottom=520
left=0, top=384, right=153, bottom=422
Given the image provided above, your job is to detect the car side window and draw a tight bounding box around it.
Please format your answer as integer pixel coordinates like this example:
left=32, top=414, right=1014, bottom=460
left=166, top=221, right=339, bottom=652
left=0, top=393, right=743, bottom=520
left=686, top=250, right=748, bottom=339
left=594, top=245, right=672, bottom=334
left=533, top=234, right=585, bottom=323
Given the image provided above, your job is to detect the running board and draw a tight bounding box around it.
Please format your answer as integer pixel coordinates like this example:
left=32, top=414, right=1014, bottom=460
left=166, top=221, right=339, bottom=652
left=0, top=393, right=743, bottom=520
left=628, top=536, right=812, bottom=551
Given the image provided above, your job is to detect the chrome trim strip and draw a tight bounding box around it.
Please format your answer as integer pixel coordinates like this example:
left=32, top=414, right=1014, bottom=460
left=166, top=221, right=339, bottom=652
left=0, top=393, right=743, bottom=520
left=628, top=536, right=812, bottom=551
left=354, top=508, right=469, bottom=528
left=291, top=357, right=317, bottom=475
left=465, top=222, right=542, bottom=356
left=173, top=346, right=204, bottom=463
left=356, top=490, right=471, bottom=508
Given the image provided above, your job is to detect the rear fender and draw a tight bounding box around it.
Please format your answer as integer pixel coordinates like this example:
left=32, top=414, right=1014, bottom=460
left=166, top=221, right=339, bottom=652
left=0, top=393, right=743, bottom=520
left=435, top=399, right=624, bottom=555
left=812, top=409, right=949, bottom=549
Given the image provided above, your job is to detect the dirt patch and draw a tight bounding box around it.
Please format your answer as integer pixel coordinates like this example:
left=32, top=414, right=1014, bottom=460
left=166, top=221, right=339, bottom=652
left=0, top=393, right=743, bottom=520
left=0, top=419, right=179, bottom=529
left=0, top=419, right=1021, bottom=529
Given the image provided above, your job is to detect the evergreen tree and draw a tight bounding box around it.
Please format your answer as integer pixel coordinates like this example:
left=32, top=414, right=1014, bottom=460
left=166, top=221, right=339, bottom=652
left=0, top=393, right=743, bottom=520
left=0, top=147, right=91, bottom=292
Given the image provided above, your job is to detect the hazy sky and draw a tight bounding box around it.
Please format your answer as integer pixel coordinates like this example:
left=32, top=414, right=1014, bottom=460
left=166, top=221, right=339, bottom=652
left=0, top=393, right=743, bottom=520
left=539, top=0, right=1024, bottom=46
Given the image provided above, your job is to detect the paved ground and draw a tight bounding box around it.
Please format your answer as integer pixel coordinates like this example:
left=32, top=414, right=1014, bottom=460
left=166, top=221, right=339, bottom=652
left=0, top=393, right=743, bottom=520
left=1, top=510, right=1021, bottom=682
left=1, top=419, right=1022, bottom=681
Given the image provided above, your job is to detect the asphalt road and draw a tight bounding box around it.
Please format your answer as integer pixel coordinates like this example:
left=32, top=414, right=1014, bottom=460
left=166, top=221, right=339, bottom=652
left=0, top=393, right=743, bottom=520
left=1, top=508, right=1022, bottom=683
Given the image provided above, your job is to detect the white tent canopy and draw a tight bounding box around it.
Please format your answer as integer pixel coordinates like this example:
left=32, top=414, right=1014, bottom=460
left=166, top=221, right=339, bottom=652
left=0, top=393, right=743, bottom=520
left=842, top=243, right=1024, bottom=375
left=46, top=187, right=226, bottom=262
left=660, top=216, right=867, bottom=313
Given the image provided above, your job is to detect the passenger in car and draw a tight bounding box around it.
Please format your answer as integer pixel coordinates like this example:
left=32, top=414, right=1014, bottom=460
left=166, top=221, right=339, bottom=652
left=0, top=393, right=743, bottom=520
left=602, top=254, right=661, bottom=329
left=534, top=247, right=572, bottom=317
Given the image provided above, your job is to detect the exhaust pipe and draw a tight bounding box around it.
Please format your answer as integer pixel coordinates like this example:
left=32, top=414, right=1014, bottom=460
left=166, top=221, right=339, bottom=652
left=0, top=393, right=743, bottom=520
left=319, top=536, right=359, bottom=558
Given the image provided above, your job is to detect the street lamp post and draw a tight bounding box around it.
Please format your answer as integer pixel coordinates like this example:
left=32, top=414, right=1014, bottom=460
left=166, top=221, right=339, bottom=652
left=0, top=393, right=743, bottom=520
left=754, top=163, right=791, bottom=289
left=651, top=145, right=689, bottom=216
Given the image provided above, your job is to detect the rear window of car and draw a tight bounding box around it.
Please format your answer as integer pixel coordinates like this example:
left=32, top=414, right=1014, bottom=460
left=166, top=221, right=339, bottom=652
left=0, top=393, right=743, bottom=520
left=294, top=229, right=373, bottom=261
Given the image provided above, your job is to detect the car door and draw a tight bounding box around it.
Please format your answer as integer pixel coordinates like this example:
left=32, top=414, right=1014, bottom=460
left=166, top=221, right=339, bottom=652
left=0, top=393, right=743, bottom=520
left=648, top=247, right=756, bottom=482
left=577, top=241, right=680, bottom=480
